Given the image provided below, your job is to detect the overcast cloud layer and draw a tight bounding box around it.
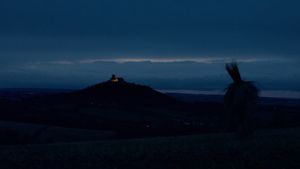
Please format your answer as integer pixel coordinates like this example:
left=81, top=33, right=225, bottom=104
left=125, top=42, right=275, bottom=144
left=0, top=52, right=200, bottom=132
left=0, top=0, right=299, bottom=90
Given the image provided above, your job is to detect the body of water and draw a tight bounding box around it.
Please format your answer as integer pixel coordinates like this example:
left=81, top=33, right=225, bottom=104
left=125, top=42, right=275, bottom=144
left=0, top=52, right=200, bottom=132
left=158, top=89, right=300, bottom=99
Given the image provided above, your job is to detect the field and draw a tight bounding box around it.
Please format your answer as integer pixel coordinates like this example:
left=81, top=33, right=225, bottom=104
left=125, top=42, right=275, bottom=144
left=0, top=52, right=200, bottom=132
left=0, top=121, right=115, bottom=144
left=1, top=89, right=300, bottom=169
left=0, top=128, right=299, bottom=169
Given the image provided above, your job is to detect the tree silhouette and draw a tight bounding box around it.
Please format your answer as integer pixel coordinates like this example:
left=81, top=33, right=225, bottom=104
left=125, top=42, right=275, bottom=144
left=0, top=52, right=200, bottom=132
left=224, top=62, right=259, bottom=139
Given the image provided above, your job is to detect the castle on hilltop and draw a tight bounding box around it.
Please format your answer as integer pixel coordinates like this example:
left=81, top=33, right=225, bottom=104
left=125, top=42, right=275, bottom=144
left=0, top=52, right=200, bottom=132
left=110, top=74, right=125, bottom=83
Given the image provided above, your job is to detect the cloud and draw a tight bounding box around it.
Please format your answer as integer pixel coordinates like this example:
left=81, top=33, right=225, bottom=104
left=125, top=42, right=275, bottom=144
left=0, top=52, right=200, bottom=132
left=1, top=0, right=300, bottom=60
left=47, top=60, right=75, bottom=65
left=36, top=57, right=284, bottom=65
left=0, top=0, right=299, bottom=90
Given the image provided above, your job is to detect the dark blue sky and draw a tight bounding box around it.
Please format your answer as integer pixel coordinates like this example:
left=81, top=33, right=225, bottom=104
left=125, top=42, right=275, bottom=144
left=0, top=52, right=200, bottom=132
left=0, top=0, right=300, bottom=90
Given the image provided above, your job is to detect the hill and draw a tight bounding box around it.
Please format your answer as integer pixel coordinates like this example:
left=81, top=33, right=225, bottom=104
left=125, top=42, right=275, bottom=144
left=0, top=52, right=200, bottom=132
left=62, top=75, right=179, bottom=107
left=0, top=76, right=202, bottom=138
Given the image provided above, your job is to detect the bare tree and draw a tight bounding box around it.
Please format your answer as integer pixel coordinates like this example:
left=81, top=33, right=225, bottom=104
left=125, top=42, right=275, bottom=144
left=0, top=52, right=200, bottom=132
left=224, top=62, right=259, bottom=139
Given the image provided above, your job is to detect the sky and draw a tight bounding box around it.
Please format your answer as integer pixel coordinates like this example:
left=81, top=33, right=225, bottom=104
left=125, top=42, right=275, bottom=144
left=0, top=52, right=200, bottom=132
left=0, top=0, right=300, bottom=90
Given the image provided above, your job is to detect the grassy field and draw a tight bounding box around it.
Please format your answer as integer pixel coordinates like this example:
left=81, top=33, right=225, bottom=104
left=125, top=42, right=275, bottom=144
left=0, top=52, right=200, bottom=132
left=0, top=121, right=115, bottom=144
left=0, top=128, right=299, bottom=169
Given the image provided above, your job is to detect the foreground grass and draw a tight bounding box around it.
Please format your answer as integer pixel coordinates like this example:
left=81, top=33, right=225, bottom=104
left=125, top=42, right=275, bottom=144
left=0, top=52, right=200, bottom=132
left=0, top=128, right=299, bottom=169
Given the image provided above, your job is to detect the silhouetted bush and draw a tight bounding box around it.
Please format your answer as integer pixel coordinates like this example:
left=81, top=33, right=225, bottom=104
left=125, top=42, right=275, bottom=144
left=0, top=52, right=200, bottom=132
left=224, top=63, right=259, bottom=139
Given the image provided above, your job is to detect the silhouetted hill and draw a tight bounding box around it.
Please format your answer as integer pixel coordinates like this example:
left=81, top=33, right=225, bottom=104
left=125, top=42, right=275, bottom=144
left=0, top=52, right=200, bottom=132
left=65, top=78, right=179, bottom=108
left=0, top=77, right=195, bottom=136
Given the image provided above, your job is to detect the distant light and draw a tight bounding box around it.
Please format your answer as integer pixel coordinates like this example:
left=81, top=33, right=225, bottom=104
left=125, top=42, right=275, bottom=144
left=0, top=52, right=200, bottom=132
left=111, top=78, right=119, bottom=83
left=110, top=74, right=119, bottom=83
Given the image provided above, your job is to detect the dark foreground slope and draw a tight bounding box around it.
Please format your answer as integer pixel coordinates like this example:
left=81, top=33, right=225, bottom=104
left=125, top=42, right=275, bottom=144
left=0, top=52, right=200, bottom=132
left=0, top=128, right=299, bottom=169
